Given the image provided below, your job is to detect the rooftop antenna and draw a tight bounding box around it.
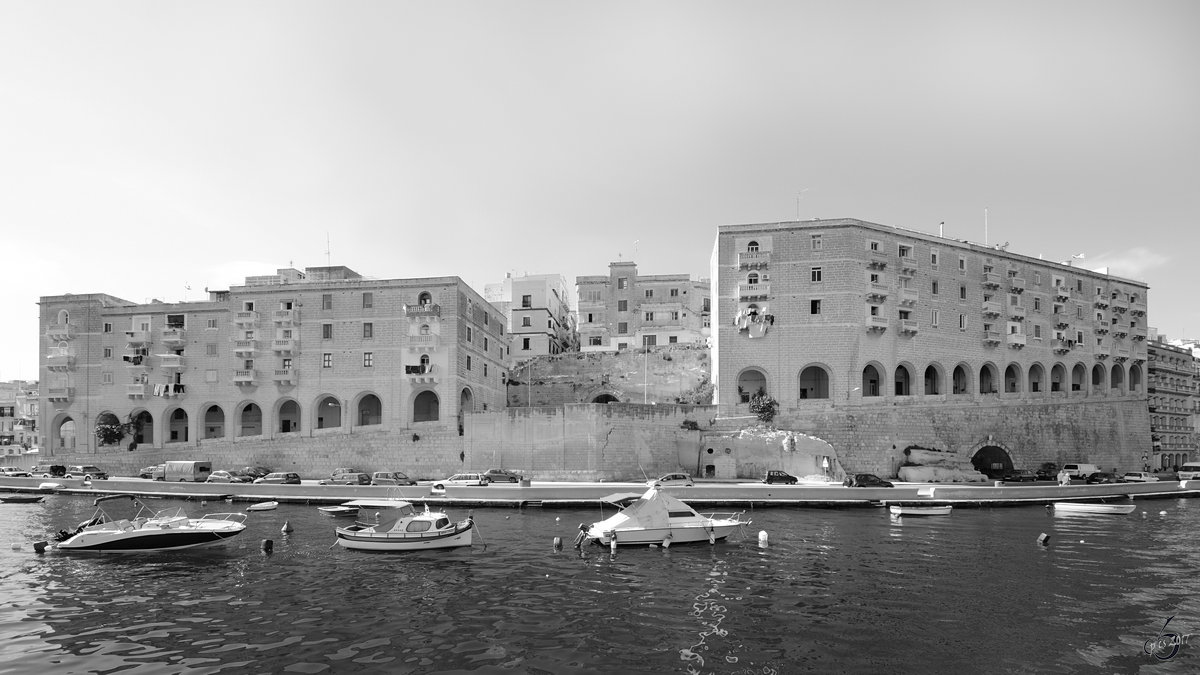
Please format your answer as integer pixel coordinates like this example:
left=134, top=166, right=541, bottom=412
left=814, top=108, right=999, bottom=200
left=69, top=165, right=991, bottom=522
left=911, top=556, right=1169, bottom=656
left=939, top=221, right=944, bottom=237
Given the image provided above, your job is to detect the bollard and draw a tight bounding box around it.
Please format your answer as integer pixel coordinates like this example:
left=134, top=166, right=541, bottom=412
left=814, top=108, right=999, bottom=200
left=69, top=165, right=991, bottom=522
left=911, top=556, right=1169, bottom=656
left=261, top=539, right=274, bottom=554
left=758, top=530, right=769, bottom=548
left=1037, top=533, right=1050, bottom=546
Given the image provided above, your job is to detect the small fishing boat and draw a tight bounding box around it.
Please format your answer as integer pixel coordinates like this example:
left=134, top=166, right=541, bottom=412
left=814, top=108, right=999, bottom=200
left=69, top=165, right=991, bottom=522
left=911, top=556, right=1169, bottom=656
left=318, top=503, right=360, bottom=518
left=889, top=505, right=952, bottom=516
left=1051, top=502, right=1137, bottom=515
left=0, top=494, right=45, bottom=504
left=334, top=499, right=473, bottom=552
left=52, top=494, right=247, bottom=553
left=245, top=501, right=279, bottom=512
left=577, top=487, right=751, bottom=547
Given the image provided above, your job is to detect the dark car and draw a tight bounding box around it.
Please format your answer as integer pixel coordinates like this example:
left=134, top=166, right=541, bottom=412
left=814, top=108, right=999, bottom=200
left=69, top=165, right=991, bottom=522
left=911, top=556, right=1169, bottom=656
left=1002, top=468, right=1038, bottom=482
left=1035, top=463, right=1060, bottom=481
left=483, top=468, right=523, bottom=483
left=254, top=472, right=301, bottom=485
left=763, top=470, right=798, bottom=485
left=32, top=464, right=67, bottom=478
left=843, top=473, right=894, bottom=488
left=241, top=466, right=272, bottom=480
left=1085, top=472, right=1120, bottom=484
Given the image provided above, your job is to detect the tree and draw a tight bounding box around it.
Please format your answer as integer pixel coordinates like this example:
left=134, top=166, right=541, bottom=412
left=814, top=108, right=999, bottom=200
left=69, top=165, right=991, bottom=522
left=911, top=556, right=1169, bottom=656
left=94, top=415, right=126, bottom=446
left=749, top=389, right=778, bottom=424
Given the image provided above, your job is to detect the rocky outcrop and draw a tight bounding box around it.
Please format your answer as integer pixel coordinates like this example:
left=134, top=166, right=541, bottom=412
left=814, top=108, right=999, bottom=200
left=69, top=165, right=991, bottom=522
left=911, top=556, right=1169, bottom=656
left=897, top=446, right=988, bottom=483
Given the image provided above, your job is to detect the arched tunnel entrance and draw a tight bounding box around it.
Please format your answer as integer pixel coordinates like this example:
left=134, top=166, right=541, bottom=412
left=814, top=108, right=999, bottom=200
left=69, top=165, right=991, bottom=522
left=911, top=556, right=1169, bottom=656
left=971, top=445, right=1014, bottom=479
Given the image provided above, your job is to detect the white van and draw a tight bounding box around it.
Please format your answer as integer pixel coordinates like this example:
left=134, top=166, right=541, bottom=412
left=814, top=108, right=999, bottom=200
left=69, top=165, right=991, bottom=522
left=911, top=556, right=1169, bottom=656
left=1178, top=462, right=1200, bottom=480
left=1062, top=463, right=1100, bottom=478
left=164, top=461, right=212, bottom=482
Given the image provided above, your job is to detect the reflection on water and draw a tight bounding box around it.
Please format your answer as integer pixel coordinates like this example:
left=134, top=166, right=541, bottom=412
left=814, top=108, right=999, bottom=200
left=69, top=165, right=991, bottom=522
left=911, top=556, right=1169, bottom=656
left=3, top=495, right=1200, bottom=673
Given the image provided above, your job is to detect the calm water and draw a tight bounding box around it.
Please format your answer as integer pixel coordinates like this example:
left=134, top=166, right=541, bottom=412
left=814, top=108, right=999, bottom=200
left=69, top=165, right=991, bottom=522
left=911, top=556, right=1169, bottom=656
left=2, top=494, right=1200, bottom=674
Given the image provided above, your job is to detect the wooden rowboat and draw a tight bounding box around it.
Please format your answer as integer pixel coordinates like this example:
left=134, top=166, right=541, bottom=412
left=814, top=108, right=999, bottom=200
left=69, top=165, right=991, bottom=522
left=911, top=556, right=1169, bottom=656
left=889, top=505, right=952, bottom=516
left=1051, top=502, right=1136, bottom=515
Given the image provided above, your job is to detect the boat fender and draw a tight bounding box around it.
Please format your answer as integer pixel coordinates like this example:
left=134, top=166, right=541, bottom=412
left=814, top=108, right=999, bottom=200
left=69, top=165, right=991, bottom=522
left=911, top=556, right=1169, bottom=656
left=610, top=532, right=618, bottom=554
left=662, top=533, right=672, bottom=549
left=281, top=521, right=294, bottom=534
left=10, top=543, right=20, bottom=551
left=261, top=539, right=274, bottom=554
left=33, top=541, right=47, bottom=554
left=553, top=536, right=563, bottom=551
left=708, top=531, right=715, bottom=545
left=758, top=530, right=769, bottom=548
left=1037, top=533, right=1050, bottom=546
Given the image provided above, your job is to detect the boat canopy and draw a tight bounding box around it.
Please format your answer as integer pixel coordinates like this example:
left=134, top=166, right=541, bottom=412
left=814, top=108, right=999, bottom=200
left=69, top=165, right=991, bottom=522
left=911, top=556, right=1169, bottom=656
left=93, top=494, right=139, bottom=506
left=342, top=499, right=417, bottom=511
left=596, top=488, right=701, bottom=532
left=598, top=492, right=644, bottom=506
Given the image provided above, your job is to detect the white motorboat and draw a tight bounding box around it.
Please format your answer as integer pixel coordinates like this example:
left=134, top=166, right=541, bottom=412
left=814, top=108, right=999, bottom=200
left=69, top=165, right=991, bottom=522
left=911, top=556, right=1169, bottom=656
left=334, top=499, right=473, bottom=552
left=578, top=487, right=750, bottom=547
left=52, top=494, right=248, bottom=553
left=889, top=505, right=953, bottom=516
left=1051, top=502, right=1137, bottom=515
left=245, top=501, right=279, bottom=511
left=318, top=504, right=360, bottom=518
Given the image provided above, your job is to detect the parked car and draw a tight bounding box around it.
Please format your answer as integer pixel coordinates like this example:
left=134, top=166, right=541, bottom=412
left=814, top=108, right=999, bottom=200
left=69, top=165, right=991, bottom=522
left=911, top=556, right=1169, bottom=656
left=329, top=468, right=359, bottom=480
left=64, top=465, right=108, bottom=480
left=763, top=470, right=798, bottom=485
left=1085, top=472, right=1120, bottom=484
left=32, top=464, right=66, bottom=478
left=0, top=466, right=32, bottom=477
left=321, top=471, right=372, bottom=486
left=371, top=471, right=417, bottom=486
left=241, top=466, right=272, bottom=480
left=139, top=464, right=166, bottom=480
left=1121, top=472, right=1160, bottom=483
left=431, top=473, right=489, bottom=490
left=254, top=472, right=301, bottom=485
left=1002, top=468, right=1038, bottom=482
left=648, top=472, right=694, bottom=487
left=1035, top=463, right=1060, bottom=481
left=207, top=470, right=252, bottom=484
left=483, top=468, right=523, bottom=483
left=843, top=473, right=894, bottom=488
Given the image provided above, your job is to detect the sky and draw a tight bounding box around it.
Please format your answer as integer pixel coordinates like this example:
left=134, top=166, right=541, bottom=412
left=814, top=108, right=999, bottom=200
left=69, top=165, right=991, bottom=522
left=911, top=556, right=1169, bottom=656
left=2, top=1, right=1197, bottom=381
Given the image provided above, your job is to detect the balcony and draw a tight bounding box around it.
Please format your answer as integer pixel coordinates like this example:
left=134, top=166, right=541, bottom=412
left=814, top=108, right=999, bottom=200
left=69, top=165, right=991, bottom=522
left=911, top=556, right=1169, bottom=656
left=1130, top=302, right=1146, bottom=317
left=46, top=353, right=76, bottom=371
left=122, top=353, right=149, bottom=369
left=1110, top=297, right=1129, bottom=313
left=232, top=339, right=258, bottom=356
left=47, top=387, right=74, bottom=402
left=1115, top=346, right=1131, bottom=361
left=981, top=272, right=1002, bottom=288
left=983, top=330, right=1002, bottom=345
left=158, top=354, right=186, bottom=370
left=272, top=338, right=297, bottom=354
left=1095, top=344, right=1110, bottom=359
left=45, top=323, right=76, bottom=341
left=1053, top=315, right=1071, bottom=329
left=1132, top=327, right=1148, bottom=341
left=1095, top=320, right=1109, bottom=335
left=1093, top=294, right=1109, bottom=309
left=127, top=383, right=148, bottom=398
left=233, top=369, right=258, bottom=385
left=1008, top=305, right=1026, bottom=320
left=1006, top=333, right=1026, bottom=348
left=1052, top=340, right=1072, bottom=354
left=739, top=283, right=771, bottom=300
left=273, top=368, right=298, bottom=385
left=867, top=249, right=888, bottom=268
left=161, top=327, right=186, bottom=347
left=900, top=319, right=919, bottom=334
left=125, top=330, right=152, bottom=347
left=234, top=311, right=260, bottom=327
left=738, top=250, right=770, bottom=269
left=408, top=334, right=440, bottom=352
left=405, top=364, right=437, bottom=383
left=404, top=303, right=442, bottom=318
left=1008, top=276, right=1025, bottom=293
left=273, top=309, right=300, bottom=325
left=866, top=283, right=888, bottom=301
left=898, top=258, right=918, bottom=275
left=866, top=315, right=889, bottom=331
left=1112, top=326, right=1129, bottom=338
left=981, top=301, right=1002, bottom=317
left=1054, top=287, right=1071, bottom=302
left=899, top=288, right=919, bottom=306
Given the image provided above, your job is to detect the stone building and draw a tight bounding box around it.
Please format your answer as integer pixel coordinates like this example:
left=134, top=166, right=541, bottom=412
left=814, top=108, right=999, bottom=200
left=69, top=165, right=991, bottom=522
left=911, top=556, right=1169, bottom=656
left=0, top=380, right=39, bottom=460
left=1147, top=336, right=1197, bottom=470
left=577, top=261, right=710, bottom=352
left=484, top=272, right=576, bottom=363
left=38, top=266, right=507, bottom=457
left=711, top=218, right=1152, bottom=476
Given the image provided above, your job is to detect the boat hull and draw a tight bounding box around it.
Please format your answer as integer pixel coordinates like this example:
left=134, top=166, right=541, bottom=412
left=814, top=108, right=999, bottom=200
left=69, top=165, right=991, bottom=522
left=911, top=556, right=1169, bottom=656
left=1052, top=502, right=1136, bottom=515
left=318, top=506, right=359, bottom=518
left=56, top=526, right=244, bottom=553
left=587, top=520, right=743, bottom=546
left=889, top=505, right=952, bottom=516
left=335, top=520, right=473, bottom=552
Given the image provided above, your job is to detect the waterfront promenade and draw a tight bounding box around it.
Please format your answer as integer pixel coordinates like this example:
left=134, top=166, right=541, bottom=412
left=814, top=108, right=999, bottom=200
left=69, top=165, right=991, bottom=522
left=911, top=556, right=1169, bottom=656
left=3, top=475, right=1198, bottom=508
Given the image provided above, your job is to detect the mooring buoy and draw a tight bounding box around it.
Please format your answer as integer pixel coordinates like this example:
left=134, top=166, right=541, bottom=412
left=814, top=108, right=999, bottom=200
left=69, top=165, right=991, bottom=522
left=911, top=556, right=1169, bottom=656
left=281, top=521, right=294, bottom=534
left=261, top=539, right=274, bottom=554
left=1037, top=533, right=1050, bottom=546
left=758, top=530, right=769, bottom=548
left=552, top=536, right=563, bottom=551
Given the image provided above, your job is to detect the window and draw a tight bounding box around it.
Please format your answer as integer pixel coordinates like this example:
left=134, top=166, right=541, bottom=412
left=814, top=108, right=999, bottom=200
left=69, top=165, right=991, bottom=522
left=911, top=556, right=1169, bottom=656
left=811, top=300, right=822, bottom=315
left=812, top=234, right=822, bottom=251
left=518, top=316, right=531, bottom=327
left=1034, top=297, right=1041, bottom=312
left=899, top=309, right=911, bottom=320
left=362, top=292, right=373, bottom=309
left=930, top=250, right=939, bottom=267
left=869, top=272, right=880, bottom=284
left=361, top=322, right=373, bottom=339
left=1034, top=325, right=1042, bottom=339
left=898, top=244, right=912, bottom=258
left=958, top=257, right=966, bottom=272
left=484, top=313, right=490, bottom=326
left=671, top=311, right=679, bottom=321
left=747, top=241, right=759, bottom=252
left=585, top=313, right=594, bottom=323
left=103, top=322, right=112, bottom=333
left=484, top=364, right=488, bottom=377
left=869, top=240, right=881, bottom=252
left=618, top=300, right=628, bottom=312
left=1034, top=272, right=1041, bottom=285
left=282, top=357, right=292, bottom=369
left=363, top=352, right=374, bottom=367
left=931, top=280, right=939, bottom=295
left=101, top=371, right=112, bottom=385
left=645, top=289, right=654, bottom=298
left=960, top=286, right=967, bottom=300
left=645, top=312, right=655, bottom=321
left=522, top=338, right=530, bottom=350
left=643, top=335, right=657, bottom=347
left=99, top=347, right=112, bottom=359
left=618, top=322, right=628, bottom=334
left=484, top=337, right=489, bottom=351
left=323, top=323, right=333, bottom=339
left=959, top=314, right=968, bottom=331
left=811, top=267, right=823, bottom=283
left=670, top=288, right=679, bottom=297
left=617, top=277, right=628, bottom=290
left=588, top=336, right=602, bottom=346
left=322, top=294, right=333, bottom=310
left=322, top=353, right=332, bottom=368
left=206, top=344, right=217, bottom=357
left=931, top=309, right=939, bottom=328
left=467, top=355, right=473, bottom=370
left=521, top=294, right=532, bottom=308
left=207, top=318, right=217, bottom=329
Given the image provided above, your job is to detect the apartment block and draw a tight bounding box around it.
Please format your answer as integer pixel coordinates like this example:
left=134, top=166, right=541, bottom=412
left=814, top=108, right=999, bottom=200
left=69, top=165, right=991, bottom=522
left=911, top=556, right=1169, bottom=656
left=38, top=266, right=507, bottom=454
left=0, top=380, right=39, bottom=460
left=1147, top=337, right=1197, bottom=469
left=484, top=272, right=576, bottom=363
left=577, top=261, right=710, bottom=352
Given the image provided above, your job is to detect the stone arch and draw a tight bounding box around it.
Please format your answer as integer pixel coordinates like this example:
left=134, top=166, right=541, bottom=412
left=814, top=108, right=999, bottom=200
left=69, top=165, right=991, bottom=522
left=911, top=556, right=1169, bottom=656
left=238, top=402, right=263, bottom=437
left=952, top=363, right=971, bottom=395
left=592, top=392, right=621, bottom=403
left=969, top=442, right=1015, bottom=478
left=278, top=398, right=302, bottom=433
left=458, top=387, right=473, bottom=435
left=797, top=364, right=831, bottom=400
left=1003, top=363, right=1022, bottom=393
left=1091, top=363, right=1107, bottom=393
left=414, top=390, right=440, bottom=422
left=1028, top=362, right=1045, bottom=394
left=129, top=409, right=154, bottom=446
left=1129, top=363, right=1143, bottom=393
left=166, top=407, right=189, bottom=443
left=979, top=362, right=999, bottom=394
left=94, top=412, right=123, bottom=448
left=1071, top=363, right=1087, bottom=394
left=894, top=362, right=914, bottom=396
left=1050, top=363, right=1066, bottom=393
left=202, top=404, right=225, bottom=439
left=52, top=414, right=77, bottom=450
left=923, top=363, right=944, bottom=396
left=1110, top=363, right=1126, bottom=394
left=356, top=393, right=383, bottom=427
left=862, top=362, right=885, bottom=397
left=737, top=367, right=768, bottom=402
left=314, top=395, right=340, bottom=430
left=418, top=291, right=433, bottom=306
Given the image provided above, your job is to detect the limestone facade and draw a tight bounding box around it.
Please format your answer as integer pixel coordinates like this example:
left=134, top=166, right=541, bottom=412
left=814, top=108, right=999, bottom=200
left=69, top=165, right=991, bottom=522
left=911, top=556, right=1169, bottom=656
left=577, top=261, right=710, bottom=352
